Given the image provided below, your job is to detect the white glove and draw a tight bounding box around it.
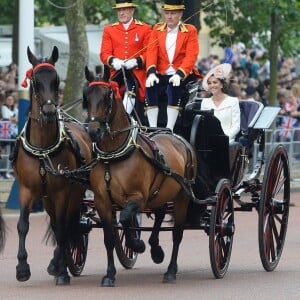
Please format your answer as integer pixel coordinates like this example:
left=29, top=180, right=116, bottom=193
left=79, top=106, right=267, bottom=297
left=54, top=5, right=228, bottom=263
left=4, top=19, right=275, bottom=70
left=111, top=58, right=124, bottom=71
left=146, top=74, right=159, bottom=88
left=124, top=58, right=138, bottom=70
left=169, top=74, right=181, bottom=86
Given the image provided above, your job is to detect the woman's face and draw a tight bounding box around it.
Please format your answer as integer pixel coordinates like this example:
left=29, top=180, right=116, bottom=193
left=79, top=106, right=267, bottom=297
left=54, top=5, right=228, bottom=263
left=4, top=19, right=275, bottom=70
left=6, top=95, right=14, bottom=104
left=207, top=75, right=223, bottom=94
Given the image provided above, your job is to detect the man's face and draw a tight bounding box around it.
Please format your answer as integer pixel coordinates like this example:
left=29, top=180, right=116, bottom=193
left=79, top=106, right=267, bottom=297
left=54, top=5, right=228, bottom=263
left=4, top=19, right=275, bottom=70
left=163, top=10, right=183, bottom=29
left=117, top=7, right=135, bottom=23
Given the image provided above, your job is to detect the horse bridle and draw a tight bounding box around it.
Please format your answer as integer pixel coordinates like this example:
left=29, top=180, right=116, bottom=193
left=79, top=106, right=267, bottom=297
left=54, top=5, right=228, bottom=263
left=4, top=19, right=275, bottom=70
left=87, top=81, right=121, bottom=137
left=22, top=62, right=59, bottom=120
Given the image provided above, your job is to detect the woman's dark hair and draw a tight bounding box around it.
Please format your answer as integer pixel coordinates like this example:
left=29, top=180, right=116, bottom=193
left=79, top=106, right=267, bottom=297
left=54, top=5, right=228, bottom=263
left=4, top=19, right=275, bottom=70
left=220, top=78, right=231, bottom=94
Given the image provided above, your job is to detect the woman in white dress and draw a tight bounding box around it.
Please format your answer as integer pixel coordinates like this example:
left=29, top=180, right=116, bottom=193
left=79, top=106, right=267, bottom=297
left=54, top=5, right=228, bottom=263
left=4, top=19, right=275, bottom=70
left=201, top=63, right=240, bottom=143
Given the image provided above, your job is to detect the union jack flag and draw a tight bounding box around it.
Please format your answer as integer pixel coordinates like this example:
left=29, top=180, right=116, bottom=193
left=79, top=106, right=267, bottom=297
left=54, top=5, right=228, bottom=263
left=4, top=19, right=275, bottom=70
left=0, top=121, right=13, bottom=139
left=279, top=116, right=298, bottom=140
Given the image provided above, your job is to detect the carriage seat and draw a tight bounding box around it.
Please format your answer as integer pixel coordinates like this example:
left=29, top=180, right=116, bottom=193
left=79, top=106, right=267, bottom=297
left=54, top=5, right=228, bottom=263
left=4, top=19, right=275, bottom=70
left=238, top=100, right=264, bottom=146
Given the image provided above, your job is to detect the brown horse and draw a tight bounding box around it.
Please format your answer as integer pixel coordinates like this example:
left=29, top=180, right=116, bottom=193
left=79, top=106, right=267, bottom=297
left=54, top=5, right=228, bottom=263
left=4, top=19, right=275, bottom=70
left=12, top=46, right=92, bottom=285
left=83, top=67, right=197, bottom=286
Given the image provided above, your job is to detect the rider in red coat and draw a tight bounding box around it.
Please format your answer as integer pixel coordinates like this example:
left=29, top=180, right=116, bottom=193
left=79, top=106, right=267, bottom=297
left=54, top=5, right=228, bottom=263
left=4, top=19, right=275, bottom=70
left=145, top=0, right=201, bottom=131
left=100, top=0, right=151, bottom=119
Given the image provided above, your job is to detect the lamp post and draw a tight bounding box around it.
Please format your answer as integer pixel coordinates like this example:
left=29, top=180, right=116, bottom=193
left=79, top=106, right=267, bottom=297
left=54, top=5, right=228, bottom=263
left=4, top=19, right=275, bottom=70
left=6, top=0, right=34, bottom=209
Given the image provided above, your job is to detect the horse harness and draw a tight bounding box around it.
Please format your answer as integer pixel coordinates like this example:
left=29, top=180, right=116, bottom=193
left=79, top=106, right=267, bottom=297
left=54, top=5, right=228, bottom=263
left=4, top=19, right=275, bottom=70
left=11, top=110, right=88, bottom=197
left=91, top=117, right=196, bottom=203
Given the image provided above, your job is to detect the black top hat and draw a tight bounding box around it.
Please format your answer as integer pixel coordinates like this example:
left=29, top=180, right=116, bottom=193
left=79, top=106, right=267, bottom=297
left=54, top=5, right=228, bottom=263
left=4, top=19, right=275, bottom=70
left=162, top=0, right=185, bottom=10
left=112, top=0, right=137, bottom=9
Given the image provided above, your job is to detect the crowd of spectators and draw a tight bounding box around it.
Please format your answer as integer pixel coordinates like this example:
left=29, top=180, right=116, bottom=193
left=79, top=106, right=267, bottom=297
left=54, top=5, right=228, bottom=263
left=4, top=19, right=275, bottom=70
left=0, top=63, right=19, bottom=179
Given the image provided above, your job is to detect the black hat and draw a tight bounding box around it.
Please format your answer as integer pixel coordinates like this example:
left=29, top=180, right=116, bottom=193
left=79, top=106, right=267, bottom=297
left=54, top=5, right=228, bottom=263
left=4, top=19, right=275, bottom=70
left=112, top=0, right=137, bottom=9
left=162, top=0, right=185, bottom=11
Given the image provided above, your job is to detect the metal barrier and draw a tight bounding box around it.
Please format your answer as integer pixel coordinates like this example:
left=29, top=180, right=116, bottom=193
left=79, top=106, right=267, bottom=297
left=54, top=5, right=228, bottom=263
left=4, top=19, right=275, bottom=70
left=252, top=127, right=300, bottom=182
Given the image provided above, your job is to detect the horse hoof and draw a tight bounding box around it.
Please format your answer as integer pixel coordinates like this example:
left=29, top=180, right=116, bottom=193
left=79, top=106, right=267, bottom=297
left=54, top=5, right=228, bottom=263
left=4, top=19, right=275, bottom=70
left=16, top=263, right=31, bottom=282
left=101, top=276, right=115, bottom=287
left=151, top=246, right=164, bottom=264
left=56, top=274, right=71, bottom=285
left=47, top=262, right=58, bottom=276
left=132, top=238, right=145, bottom=253
left=162, top=272, right=176, bottom=284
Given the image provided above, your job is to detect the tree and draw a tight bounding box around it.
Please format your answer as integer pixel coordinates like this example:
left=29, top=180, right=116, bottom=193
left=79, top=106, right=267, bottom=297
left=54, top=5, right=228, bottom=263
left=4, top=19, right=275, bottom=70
left=203, top=0, right=300, bottom=106
left=63, top=0, right=88, bottom=119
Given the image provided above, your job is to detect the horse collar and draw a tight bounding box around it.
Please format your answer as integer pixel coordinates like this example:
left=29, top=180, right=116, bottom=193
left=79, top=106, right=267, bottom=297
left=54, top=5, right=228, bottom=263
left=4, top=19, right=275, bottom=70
left=93, top=118, right=138, bottom=161
left=17, top=110, right=67, bottom=158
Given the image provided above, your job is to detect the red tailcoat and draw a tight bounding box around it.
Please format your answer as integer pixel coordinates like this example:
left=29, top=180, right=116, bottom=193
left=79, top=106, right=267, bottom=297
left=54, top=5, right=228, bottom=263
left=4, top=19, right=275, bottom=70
left=146, top=22, right=200, bottom=79
left=100, top=20, right=152, bottom=101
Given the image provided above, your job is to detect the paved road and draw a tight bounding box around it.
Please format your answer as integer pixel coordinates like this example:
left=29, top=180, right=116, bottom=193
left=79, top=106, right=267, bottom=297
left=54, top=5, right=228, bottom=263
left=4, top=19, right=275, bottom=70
left=0, top=192, right=299, bottom=300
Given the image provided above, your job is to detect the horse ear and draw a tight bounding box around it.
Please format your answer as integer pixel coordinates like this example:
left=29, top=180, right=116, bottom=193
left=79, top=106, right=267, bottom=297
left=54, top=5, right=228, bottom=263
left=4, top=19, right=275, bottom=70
left=103, top=65, right=110, bottom=82
left=49, top=46, right=59, bottom=65
left=27, top=46, right=38, bottom=66
left=85, top=66, right=95, bottom=82
left=85, top=66, right=90, bottom=81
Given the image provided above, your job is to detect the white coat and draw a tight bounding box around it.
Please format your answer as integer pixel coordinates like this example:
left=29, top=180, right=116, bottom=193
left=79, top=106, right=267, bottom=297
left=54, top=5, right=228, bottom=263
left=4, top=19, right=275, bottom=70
left=201, top=95, right=241, bottom=142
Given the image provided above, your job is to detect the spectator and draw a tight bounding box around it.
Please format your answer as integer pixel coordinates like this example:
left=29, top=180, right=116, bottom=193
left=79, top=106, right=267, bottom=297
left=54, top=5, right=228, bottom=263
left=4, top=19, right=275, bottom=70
left=4, top=63, right=18, bottom=91
left=246, top=51, right=260, bottom=79
left=2, top=91, right=18, bottom=138
left=244, top=86, right=259, bottom=102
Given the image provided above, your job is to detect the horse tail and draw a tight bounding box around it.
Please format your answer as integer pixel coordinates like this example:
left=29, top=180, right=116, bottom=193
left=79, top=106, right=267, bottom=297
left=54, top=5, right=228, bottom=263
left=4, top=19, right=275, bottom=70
left=43, top=223, right=56, bottom=246
left=65, top=212, right=85, bottom=250
left=43, top=213, right=83, bottom=248
left=0, top=210, right=6, bottom=252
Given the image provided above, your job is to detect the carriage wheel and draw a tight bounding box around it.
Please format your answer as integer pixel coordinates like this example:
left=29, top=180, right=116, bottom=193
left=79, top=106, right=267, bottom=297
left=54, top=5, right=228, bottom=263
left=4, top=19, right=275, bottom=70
left=66, top=232, right=89, bottom=276
left=259, top=144, right=290, bottom=272
left=114, top=212, right=141, bottom=269
left=209, top=179, right=235, bottom=279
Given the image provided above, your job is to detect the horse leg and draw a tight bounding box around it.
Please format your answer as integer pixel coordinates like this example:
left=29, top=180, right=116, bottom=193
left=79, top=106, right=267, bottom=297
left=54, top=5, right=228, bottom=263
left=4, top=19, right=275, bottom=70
left=119, top=201, right=145, bottom=253
left=149, top=205, right=166, bottom=264
left=163, top=194, right=189, bottom=284
left=54, top=217, right=70, bottom=285
left=101, top=220, right=116, bottom=287
left=16, top=207, right=31, bottom=281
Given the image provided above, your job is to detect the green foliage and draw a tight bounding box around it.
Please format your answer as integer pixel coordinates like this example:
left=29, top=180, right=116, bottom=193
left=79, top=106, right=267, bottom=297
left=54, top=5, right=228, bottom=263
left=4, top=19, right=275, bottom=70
left=203, top=0, right=300, bottom=56
left=32, top=0, right=160, bottom=26
left=0, top=0, right=16, bottom=24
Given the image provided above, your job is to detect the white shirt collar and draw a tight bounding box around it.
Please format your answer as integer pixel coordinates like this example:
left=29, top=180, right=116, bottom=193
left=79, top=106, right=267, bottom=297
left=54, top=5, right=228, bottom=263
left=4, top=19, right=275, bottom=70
left=167, top=23, right=180, bottom=33
left=122, top=18, right=133, bottom=30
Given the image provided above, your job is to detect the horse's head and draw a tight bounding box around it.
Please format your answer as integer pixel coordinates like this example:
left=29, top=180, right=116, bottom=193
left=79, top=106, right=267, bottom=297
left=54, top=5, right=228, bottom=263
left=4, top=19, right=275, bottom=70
left=83, top=66, right=121, bottom=143
left=23, top=46, right=60, bottom=122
